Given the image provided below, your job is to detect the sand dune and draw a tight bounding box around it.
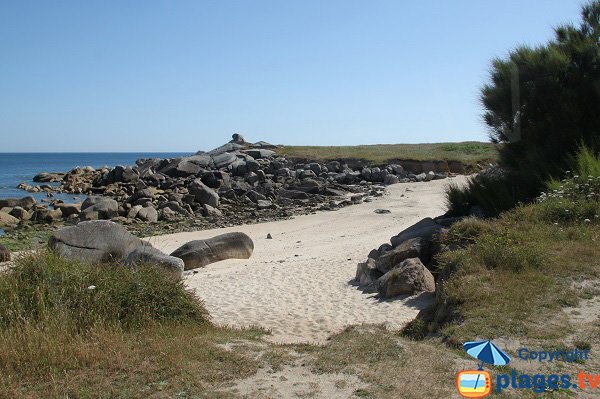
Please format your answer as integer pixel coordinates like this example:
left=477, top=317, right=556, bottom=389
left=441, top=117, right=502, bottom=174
left=150, top=176, right=465, bottom=344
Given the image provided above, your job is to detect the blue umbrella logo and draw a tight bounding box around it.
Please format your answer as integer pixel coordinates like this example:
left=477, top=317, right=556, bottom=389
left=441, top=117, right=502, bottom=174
left=463, top=340, right=511, bottom=370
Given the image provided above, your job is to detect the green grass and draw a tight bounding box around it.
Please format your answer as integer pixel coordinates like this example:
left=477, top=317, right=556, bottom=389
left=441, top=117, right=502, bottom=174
left=425, top=206, right=600, bottom=344
left=276, top=141, right=498, bottom=166
left=0, top=252, right=268, bottom=398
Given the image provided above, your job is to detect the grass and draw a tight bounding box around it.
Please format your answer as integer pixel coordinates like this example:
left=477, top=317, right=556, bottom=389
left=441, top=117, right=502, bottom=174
left=427, top=206, right=600, bottom=344
left=0, top=252, right=268, bottom=398
left=276, top=141, right=498, bottom=166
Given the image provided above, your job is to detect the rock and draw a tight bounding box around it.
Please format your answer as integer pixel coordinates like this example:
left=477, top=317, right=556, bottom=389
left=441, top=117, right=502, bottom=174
left=202, top=204, right=223, bottom=217
left=390, top=164, right=405, bottom=175
left=81, top=196, right=119, bottom=220
left=251, top=141, right=278, bottom=149
left=266, top=233, right=272, bottom=239
left=127, top=205, right=143, bottom=219
left=0, top=197, right=36, bottom=210
left=257, top=199, right=273, bottom=209
left=159, top=207, right=178, bottom=220
left=230, top=133, right=246, bottom=144
left=212, top=151, right=238, bottom=168
left=295, top=179, right=320, bottom=194
left=170, top=232, right=254, bottom=270
left=376, top=258, right=435, bottom=298
left=125, top=246, right=184, bottom=278
left=136, top=207, right=158, bottom=222
left=383, top=175, right=400, bottom=185
left=9, top=206, right=31, bottom=221
left=425, top=171, right=435, bottom=182
left=159, top=201, right=191, bottom=216
left=0, top=244, right=10, bottom=262
left=242, top=149, right=275, bottom=159
left=306, top=163, right=322, bottom=175
left=53, top=203, right=81, bottom=218
left=49, top=220, right=149, bottom=263
left=374, top=209, right=391, bottom=214
left=299, top=169, right=317, bottom=179
left=121, top=166, right=139, bottom=183
left=0, top=212, right=19, bottom=227
left=390, top=218, right=445, bottom=247
left=415, top=173, right=427, bottom=182
left=375, top=237, right=430, bottom=274
left=189, top=179, right=220, bottom=208
left=326, top=161, right=341, bottom=173
left=208, top=143, right=245, bottom=156
left=32, top=208, right=62, bottom=223
left=33, top=172, right=64, bottom=183
left=279, top=189, right=309, bottom=200
left=355, top=258, right=384, bottom=287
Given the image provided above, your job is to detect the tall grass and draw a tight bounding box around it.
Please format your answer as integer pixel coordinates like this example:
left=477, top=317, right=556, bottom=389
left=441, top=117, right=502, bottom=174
left=0, top=252, right=208, bottom=331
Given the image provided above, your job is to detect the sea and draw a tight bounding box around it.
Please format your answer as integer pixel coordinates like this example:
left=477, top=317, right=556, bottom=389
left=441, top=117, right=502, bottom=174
left=0, top=152, right=189, bottom=203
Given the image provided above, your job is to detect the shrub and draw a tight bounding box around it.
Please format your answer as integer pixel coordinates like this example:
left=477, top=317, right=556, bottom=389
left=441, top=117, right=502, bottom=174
left=445, top=171, right=520, bottom=217
left=481, top=1, right=600, bottom=199
left=0, top=252, right=209, bottom=331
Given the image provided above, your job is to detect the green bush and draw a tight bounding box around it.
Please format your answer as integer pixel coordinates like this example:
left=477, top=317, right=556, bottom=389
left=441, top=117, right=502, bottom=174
left=0, top=252, right=209, bottom=331
left=482, top=1, right=600, bottom=199
left=445, top=172, right=519, bottom=217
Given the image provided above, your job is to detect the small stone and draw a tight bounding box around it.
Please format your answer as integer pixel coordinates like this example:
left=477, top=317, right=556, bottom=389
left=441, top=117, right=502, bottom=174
left=267, top=233, right=273, bottom=239
left=374, top=209, right=391, bottom=214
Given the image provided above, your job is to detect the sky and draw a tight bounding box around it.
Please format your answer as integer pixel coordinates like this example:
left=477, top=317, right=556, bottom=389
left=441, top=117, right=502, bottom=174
left=0, top=0, right=585, bottom=152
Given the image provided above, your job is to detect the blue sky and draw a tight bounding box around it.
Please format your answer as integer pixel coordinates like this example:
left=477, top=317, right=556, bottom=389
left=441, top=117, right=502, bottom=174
left=0, top=1, right=583, bottom=152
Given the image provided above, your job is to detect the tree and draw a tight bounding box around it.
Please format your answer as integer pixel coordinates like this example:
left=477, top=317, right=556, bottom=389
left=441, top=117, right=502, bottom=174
left=481, top=0, right=600, bottom=198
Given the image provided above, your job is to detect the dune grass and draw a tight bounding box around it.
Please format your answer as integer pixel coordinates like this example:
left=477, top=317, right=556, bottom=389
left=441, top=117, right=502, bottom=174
left=0, top=252, right=267, bottom=398
left=276, top=141, right=498, bottom=166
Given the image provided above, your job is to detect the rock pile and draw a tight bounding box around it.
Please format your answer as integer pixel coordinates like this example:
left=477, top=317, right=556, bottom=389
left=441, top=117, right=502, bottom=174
left=2, top=135, right=450, bottom=229
left=355, top=216, right=461, bottom=298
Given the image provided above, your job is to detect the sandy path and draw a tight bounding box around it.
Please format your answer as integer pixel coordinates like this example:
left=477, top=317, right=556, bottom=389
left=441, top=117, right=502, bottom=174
left=149, top=176, right=465, bottom=344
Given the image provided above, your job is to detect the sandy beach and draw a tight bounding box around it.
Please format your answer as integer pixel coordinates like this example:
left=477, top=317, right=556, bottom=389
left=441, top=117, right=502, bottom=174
left=149, top=176, right=464, bottom=344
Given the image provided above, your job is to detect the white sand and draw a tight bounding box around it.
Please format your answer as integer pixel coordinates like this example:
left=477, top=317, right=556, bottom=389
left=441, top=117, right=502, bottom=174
left=149, top=176, right=465, bottom=344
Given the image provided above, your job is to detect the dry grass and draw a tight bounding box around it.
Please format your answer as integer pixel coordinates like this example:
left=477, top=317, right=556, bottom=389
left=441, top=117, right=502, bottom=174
left=276, top=142, right=498, bottom=166
left=295, top=325, right=458, bottom=399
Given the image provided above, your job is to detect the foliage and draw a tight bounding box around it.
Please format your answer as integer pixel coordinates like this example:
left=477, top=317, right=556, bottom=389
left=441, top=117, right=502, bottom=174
left=481, top=1, right=600, bottom=198
left=445, top=171, right=520, bottom=217
left=0, top=252, right=209, bottom=330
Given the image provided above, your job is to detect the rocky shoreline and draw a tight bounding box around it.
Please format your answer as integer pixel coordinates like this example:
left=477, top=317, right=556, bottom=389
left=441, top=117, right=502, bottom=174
left=0, top=135, right=453, bottom=245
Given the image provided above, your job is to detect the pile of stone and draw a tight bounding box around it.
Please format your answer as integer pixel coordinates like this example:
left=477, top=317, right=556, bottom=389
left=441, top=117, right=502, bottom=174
left=354, top=216, right=461, bottom=298
left=2, top=134, right=450, bottom=229
left=48, top=220, right=254, bottom=278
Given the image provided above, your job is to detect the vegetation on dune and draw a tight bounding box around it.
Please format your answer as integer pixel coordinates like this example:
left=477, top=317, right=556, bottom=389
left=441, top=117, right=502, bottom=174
left=276, top=141, right=498, bottom=166
left=0, top=252, right=268, bottom=398
left=447, top=1, right=600, bottom=216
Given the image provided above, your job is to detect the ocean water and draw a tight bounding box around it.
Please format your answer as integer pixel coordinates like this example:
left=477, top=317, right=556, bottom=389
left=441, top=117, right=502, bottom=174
left=0, top=153, right=189, bottom=203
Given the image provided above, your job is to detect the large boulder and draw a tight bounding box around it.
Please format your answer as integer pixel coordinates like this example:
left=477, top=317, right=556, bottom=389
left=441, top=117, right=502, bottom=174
left=125, top=246, right=184, bottom=278
left=376, top=258, right=435, bottom=298
left=390, top=218, right=445, bottom=247
left=49, top=220, right=148, bottom=263
left=170, top=232, right=254, bottom=270
left=375, top=237, right=431, bottom=274
left=189, top=179, right=220, bottom=208
left=81, top=196, right=119, bottom=220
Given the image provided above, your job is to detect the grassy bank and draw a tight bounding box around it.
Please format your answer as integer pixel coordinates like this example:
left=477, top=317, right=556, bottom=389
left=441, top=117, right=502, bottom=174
left=276, top=141, right=498, bottom=166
